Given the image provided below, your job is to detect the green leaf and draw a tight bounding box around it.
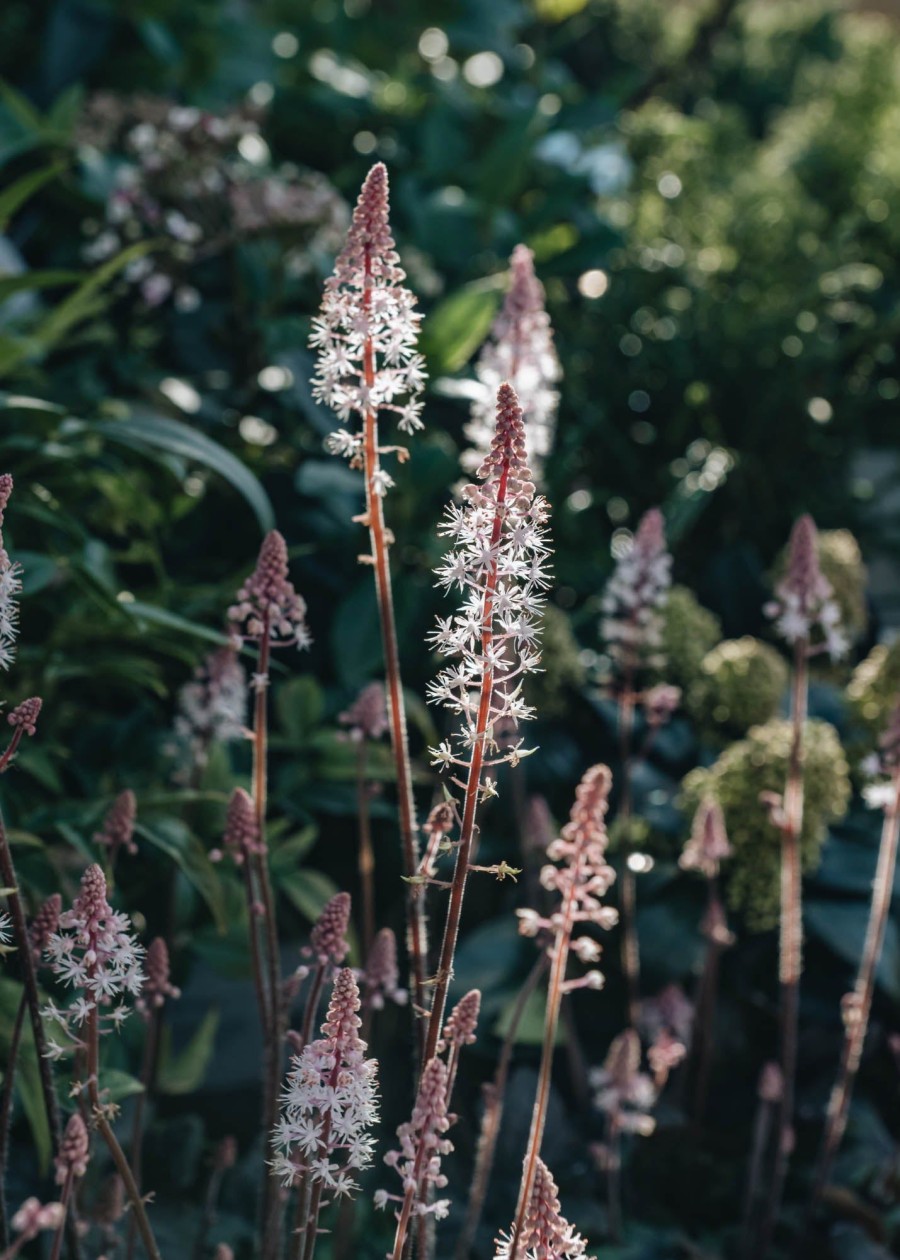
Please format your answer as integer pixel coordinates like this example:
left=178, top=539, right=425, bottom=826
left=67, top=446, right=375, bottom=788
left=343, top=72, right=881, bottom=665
left=0, top=978, right=50, bottom=1173
left=99, top=1068, right=145, bottom=1104
left=157, top=1009, right=220, bottom=1096
left=269, top=826, right=318, bottom=877
left=134, top=819, right=227, bottom=932
left=86, top=411, right=275, bottom=532
left=279, top=867, right=340, bottom=925
left=0, top=270, right=84, bottom=304
left=493, top=985, right=563, bottom=1047
left=0, top=164, right=63, bottom=233
left=122, top=601, right=232, bottom=648
left=806, top=899, right=900, bottom=1001
left=420, top=278, right=503, bottom=374
left=275, top=676, right=324, bottom=743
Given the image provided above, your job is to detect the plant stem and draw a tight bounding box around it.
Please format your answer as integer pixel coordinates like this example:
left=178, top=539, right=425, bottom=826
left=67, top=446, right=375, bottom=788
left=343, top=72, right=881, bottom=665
left=606, top=1115, right=623, bottom=1243
left=0, top=812, right=63, bottom=1168
left=740, top=1072, right=779, bottom=1260
left=811, top=766, right=900, bottom=1201
left=362, top=251, right=428, bottom=1058
left=48, top=1169, right=73, bottom=1260
left=422, top=459, right=512, bottom=1066
left=355, top=743, right=376, bottom=956
left=690, top=878, right=726, bottom=1126
left=454, top=954, right=549, bottom=1260
left=616, top=683, right=640, bottom=1027
left=86, top=1009, right=161, bottom=1260
left=758, top=643, right=808, bottom=1258
left=0, top=991, right=26, bottom=1248
left=299, top=963, right=326, bottom=1050
left=124, top=1010, right=160, bottom=1260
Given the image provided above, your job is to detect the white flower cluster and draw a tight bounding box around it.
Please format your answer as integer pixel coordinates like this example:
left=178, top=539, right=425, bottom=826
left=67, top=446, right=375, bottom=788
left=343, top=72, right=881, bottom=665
left=43, top=865, right=145, bottom=1057
left=590, top=1029, right=657, bottom=1137
left=427, top=383, right=551, bottom=771
left=463, top=245, right=561, bottom=483
left=494, top=1158, right=587, bottom=1260
left=600, top=507, right=672, bottom=679
left=766, top=514, right=847, bottom=660
left=0, top=474, right=21, bottom=673
left=170, top=646, right=247, bottom=779
left=311, top=164, right=426, bottom=474
left=272, top=969, right=379, bottom=1201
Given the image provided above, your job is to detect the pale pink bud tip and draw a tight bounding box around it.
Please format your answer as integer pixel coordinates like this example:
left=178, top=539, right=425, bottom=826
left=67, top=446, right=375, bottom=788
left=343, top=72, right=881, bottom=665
left=496, top=1158, right=587, bottom=1260
left=635, top=506, right=666, bottom=553
left=10, top=1197, right=64, bottom=1241
left=0, top=475, right=12, bottom=515
left=310, top=892, right=351, bottom=965
left=477, top=383, right=533, bottom=490
left=364, top=927, right=406, bottom=1007
left=439, top=989, right=481, bottom=1051
left=79, top=863, right=110, bottom=921
left=29, top=893, right=61, bottom=958
left=339, top=681, right=388, bottom=742
left=55, top=1112, right=89, bottom=1184
left=223, top=787, right=262, bottom=863
left=680, top=798, right=731, bottom=879
left=8, top=696, right=41, bottom=736
left=229, top=531, right=310, bottom=649
left=139, top=937, right=181, bottom=1012
left=356, top=162, right=389, bottom=231
left=94, top=789, right=137, bottom=858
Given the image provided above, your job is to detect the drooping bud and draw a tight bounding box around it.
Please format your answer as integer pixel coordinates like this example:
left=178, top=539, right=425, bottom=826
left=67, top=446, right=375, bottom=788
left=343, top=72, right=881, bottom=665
left=28, top=893, right=61, bottom=962
left=137, top=937, right=181, bottom=1016
left=309, top=892, right=351, bottom=967
left=55, top=1113, right=90, bottom=1186
left=8, top=696, right=41, bottom=737
left=215, top=787, right=263, bottom=866
left=680, top=798, right=731, bottom=879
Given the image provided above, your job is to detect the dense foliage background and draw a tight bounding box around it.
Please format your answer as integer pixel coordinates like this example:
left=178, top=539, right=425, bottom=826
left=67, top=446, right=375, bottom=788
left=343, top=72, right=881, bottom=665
left=2, top=1, right=900, bottom=1257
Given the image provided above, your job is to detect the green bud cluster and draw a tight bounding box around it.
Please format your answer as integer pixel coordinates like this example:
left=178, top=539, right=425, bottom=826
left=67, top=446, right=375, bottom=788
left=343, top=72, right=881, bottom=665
left=846, top=639, right=900, bottom=746
left=681, top=718, right=850, bottom=931
left=686, top=636, right=788, bottom=739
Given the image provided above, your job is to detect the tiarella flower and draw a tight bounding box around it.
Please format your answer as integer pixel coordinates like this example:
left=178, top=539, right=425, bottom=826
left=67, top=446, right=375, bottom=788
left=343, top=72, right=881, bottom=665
left=55, top=1112, right=90, bottom=1185
left=427, top=383, right=551, bottom=770
left=212, top=786, right=263, bottom=866
left=494, top=1158, right=588, bottom=1260
left=518, top=765, right=619, bottom=970
left=377, top=1056, right=454, bottom=1220
left=600, top=507, right=672, bottom=680
left=28, top=893, right=62, bottom=961
left=93, top=790, right=138, bottom=862
left=228, top=530, right=311, bottom=651
left=438, top=988, right=481, bottom=1098
left=307, top=892, right=352, bottom=968
left=312, top=162, right=426, bottom=455
left=637, top=984, right=694, bottom=1049
left=765, top=514, right=848, bottom=660
left=136, top=937, right=181, bottom=1017
left=0, top=474, right=23, bottom=672
left=272, top=969, right=379, bottom=1199
left=0, top=911, right=12, bottom=948
left=338, top=681, right=389, bottom=743
left=362, top=927, right=407, bottom=1010
left=680, top=798, right=731, bottom=879
left=7, top=696, right=41, bottom=738
left=43, top=864, right=145, bottom=1045
left=171, top=645, right=247, bottom=777
left=8, top=1198, right=65, bottom=1243
left=463, top=244, right=561, bottom=484
left=590, top=1029, right=657, bottom=1136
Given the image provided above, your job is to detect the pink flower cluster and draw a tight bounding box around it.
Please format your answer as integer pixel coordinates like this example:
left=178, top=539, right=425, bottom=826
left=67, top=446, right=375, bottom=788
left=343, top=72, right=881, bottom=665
left=229, top=531, right=311, bottom=652
left=590, top=1028, right=657, bottom=1136
left=272, top=969, right=379, bottom=1199
left=494, top=1158, right=587, bottom=1260
left=338, top=681, right=388, bottom=743
left=680, top=798, right=731, bottom=879
left=312, top=163, right=426, bottom=471
left=362, top=927, right=407, bottom=1010
left=94, top=790, right=138, bottom=861
left=463, top=245, right=561, bottom=483
left=600, top=507, right=672, bottom=679
left=171, top=645, right=247, bottom=777
left=376, top=1056, right=454, bottom=1221
left=427, top=384, right=551, bottom=771
left=765, top=514, right=847, bottom=659
left=0, top=474, right=22, bottom=673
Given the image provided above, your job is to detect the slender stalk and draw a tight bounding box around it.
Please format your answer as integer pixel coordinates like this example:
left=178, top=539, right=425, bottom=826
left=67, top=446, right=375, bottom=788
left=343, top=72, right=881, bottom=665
left=0, top=813, right=62, bottom=1166
left=124, top=1010, right=160, bottom=1260
left=355, top=743, right=376, bottom=955
left=454, top=954, right=549, bottom=1260
left=758, top=644, right=808, bottom=1258
left=0, top=992, right=27, bottom=1247
left=606, top=1115, right=623, bottom=1243
left=86, top=1009, right=161, bottom=1260
left=48, top=1169, right=74, bottom=1260
left=361, top=253, right=428, bottom=1057
left=740, top=1070, right=780, bottom=1260
left=690, top=878, right=726, bottom=1126
left=422, top=461, right=511, bottom=1065
left=299, top=964, right=326, bottom=1051
left=617, top=683, right=641, bottom=1028
left=811, top=766, right=900, bottom=1200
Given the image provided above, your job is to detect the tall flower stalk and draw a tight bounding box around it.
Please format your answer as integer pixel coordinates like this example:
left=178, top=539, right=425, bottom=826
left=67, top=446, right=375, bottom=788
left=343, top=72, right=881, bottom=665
left=599, top=508, right=672, bottom=1026
left=228, top=527, right=311, bottom=1258
left=679, top=798, right=733, bottom=1123
left=312, top=162, right=428, bottom=1047
left=44, top=864, right=161, bottom=1260
left=495, top=1157, right=588, bottom=1260
left=48, top=1114, right=89, bottom=1260
left=338, top=682, right=389, bottom=953
left=508, top=765, right=617, bottom=1260
left=758, top=514, right=846, bottom=1255
left=462, top=244, right=561, bottom=484
left=811, top=699, right=900, bottom=1201
left=424, top=381, right=551, bottom=1062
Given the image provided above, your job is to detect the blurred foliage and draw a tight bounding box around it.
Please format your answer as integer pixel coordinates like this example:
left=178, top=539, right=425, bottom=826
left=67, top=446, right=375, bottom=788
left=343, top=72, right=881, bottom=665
left=1, top=0, right=900, bottom=1257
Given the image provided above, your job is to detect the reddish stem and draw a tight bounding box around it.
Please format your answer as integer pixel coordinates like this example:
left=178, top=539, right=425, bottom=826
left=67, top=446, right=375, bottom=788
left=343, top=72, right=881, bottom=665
left=355, top=743, right=376, bottom=955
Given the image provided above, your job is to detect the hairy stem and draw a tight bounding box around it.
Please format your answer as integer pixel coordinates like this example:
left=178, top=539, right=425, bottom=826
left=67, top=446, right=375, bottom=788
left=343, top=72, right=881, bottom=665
left=355, top=743, right=376, bottom=955
left=690, top=879, right=725, bottom=1126
left=759, top=644, right=808, bottom=1258
left=454, top=954, right=549, bottom=1260
left=606, top=1115, right=623, bottom=1243
left=616, top=684, right=640, bottom=1027
left=811, top=766, right=900, bottom=1200
left=124, top=1010, right=160, bottom=1260
left=48, top=1169, right=73, bottom=1260
left=358, top=256, right=428, bottom=1059
left=86, top=1009, right=161, bottom=1260
left=740, top=1079, right=778, bottom=1260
